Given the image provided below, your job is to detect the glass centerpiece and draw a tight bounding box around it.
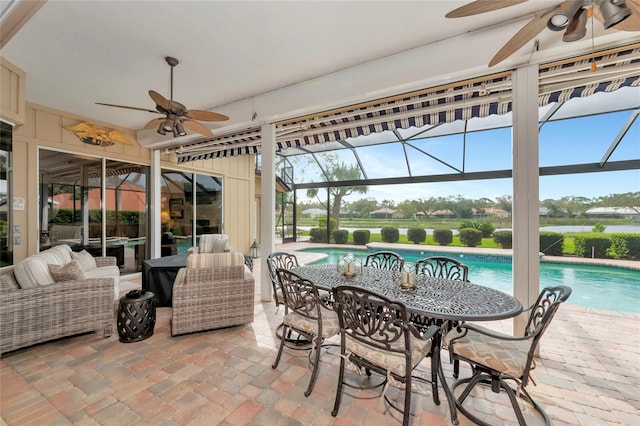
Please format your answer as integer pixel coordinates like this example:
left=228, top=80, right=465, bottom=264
left=337, top=252, right=362, bottom=278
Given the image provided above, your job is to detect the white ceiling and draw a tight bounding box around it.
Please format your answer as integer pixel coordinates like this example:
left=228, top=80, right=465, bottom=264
left=2, top=0, right=638, bottom=150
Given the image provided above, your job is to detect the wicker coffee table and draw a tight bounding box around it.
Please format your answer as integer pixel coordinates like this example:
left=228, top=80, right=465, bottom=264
left=117, top=290, right=156, bottom=343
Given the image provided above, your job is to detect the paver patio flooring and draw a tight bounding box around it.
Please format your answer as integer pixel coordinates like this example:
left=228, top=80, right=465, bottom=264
left=1, top=250, right=638, bottom=425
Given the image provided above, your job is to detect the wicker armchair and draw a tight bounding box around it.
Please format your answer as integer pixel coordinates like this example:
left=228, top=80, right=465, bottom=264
left=171, top=252, right=254, bottom=336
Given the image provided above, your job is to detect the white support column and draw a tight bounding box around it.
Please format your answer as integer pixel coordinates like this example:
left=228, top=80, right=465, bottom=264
left=150, top=149, right=161, bottom=259
left=512, top=64, right=540, bottom=336
left=260, top=123, right=276, bottom=302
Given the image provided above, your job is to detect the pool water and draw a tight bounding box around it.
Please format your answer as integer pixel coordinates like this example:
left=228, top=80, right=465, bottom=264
left=301, top=248, right=640, bottom=314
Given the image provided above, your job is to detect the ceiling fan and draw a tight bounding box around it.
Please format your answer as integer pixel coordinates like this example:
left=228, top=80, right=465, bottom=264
left=96, top=56, right=229, bottom=137
left=446, top=0, right=640, bottom=67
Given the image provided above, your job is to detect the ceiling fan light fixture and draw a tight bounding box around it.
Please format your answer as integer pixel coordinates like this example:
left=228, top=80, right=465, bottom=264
left=563, top=8, right=588, bottom=42
left=598, top=0, right=632, bottom=28
left=174, top=122, right=187, bottom=137
left=547, top=1, right=585, bottom=31
left=157, top=122, right=167, bottom=135
left=162, top=119, right=174, bottom=133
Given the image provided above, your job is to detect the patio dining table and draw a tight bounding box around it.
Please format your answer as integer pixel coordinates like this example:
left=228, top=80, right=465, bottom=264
left=292, top=264, right=523, bottom=425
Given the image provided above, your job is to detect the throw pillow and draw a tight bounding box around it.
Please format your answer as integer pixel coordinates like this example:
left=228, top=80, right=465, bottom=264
left=71, top=250, right=97, bottom=271
left=0, top=274, right=19, bottom=291
left=48, top=260, right=86, bottom=282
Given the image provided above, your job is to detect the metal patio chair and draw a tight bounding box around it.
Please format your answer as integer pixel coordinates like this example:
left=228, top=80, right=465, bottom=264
left=331, top=285, right=439, bottom=426
left=272, top=268, right=340, bottom=397
left=445, top=285, right=572, bottom=426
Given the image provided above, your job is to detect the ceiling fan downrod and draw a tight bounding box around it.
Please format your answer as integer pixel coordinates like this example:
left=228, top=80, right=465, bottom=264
left=165, top=56, right=179, bottom=101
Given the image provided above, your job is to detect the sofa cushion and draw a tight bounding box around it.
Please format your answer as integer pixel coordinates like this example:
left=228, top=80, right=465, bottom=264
left=13, top=245, right=74, bottom=288
left=187, top=252, right=245, bottom=269
left=49, top=260, right=86, bottom=282
left=71, top=250, right=97, bottom=271
left=86, top=265, right=121, bottom=300
left=0, top=273, right=19, bottom=291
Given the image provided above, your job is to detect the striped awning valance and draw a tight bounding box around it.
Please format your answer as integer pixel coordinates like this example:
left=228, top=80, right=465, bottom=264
left=176, top=44, right=640, bottom=164
left=538, top=46, right=640, bottom=105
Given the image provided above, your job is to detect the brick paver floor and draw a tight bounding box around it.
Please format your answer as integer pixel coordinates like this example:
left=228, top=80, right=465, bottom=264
left=1, top=254, right=638, bottom=425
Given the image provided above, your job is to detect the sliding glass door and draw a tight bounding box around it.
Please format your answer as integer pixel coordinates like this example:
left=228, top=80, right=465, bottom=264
left=39, top=149, right=149, bottom=274
left=160, top=169, right=223, bottom=256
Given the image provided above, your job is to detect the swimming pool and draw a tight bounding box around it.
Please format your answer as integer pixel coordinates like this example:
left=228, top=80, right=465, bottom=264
left=300, top=247, right=640, bottom=314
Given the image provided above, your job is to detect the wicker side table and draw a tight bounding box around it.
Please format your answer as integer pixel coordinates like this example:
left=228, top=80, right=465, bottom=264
left=117, top=290, right=156, bottom=343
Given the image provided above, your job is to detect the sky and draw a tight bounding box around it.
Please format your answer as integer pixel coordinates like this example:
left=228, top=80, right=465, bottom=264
left=293, top=88, right=640, bottom=205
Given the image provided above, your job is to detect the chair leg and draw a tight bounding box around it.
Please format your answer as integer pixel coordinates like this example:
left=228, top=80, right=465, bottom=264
left=331, top=350, right=347, bottom=417
left=453, top=371, right=551, bottom=426
left=500, top=378, right=527, bottom=426
left=272, top=324, right=288, bottom=369
left=304, top=334, right=323, bottom=397
left=402, top=374, right=412, bottom=426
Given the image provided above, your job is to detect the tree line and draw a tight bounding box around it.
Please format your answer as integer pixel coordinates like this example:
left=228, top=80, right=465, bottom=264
left=299, top=192, right=640, bottom=220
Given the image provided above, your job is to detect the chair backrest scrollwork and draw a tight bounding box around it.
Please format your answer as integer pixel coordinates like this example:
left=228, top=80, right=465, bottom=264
left=364, top=251, right=404, bottom=272
left=415, top=256, right=469, bottom=282
left=333, top=285, right=411, bottom=357
left=266, top=252, right=299, bottom=306
left=275, top=268, right=323, bottom=323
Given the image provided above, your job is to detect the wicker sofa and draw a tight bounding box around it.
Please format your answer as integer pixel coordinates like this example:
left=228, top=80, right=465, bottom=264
left=0, top=245, right=119, bottom=355
left=171, top=251, right=254, bottom=336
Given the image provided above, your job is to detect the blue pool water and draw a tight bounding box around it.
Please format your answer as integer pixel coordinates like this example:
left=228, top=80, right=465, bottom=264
left=301, top=247, right=640, bottom=314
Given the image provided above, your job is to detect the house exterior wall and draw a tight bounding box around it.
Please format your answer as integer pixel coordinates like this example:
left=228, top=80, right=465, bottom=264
left=0, top=57, right=26, bottom=126
left=4, top=65, right=254, bottom=262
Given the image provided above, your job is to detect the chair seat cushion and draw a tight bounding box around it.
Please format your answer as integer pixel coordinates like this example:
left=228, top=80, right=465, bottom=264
left=445, top=325, right=530, bottom=378
left=283, top=308, right=339, bottom=338
left=346, top=333, right=432, bottom=377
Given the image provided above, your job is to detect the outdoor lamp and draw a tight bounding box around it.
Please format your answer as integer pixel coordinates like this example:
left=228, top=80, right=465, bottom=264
left=598, top=0, right=631, bottom=29
left=250, top=239, right=260, bottom=258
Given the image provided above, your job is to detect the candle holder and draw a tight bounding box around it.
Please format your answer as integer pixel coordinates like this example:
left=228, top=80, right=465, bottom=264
left=400, top=264, right=416, bottom=290
left=337, top=253, right=362, bottom=278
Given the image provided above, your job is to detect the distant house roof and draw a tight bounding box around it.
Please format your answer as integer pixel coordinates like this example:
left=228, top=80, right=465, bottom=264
left=428, top=209, right=455, bottom=217
left=302, top=208, right=326, bottom=216
left=371, top=207, right=396, bottom=214
left=483, top=207, right=510, bottom=217
left=585, top=207, right=640, bottom=217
